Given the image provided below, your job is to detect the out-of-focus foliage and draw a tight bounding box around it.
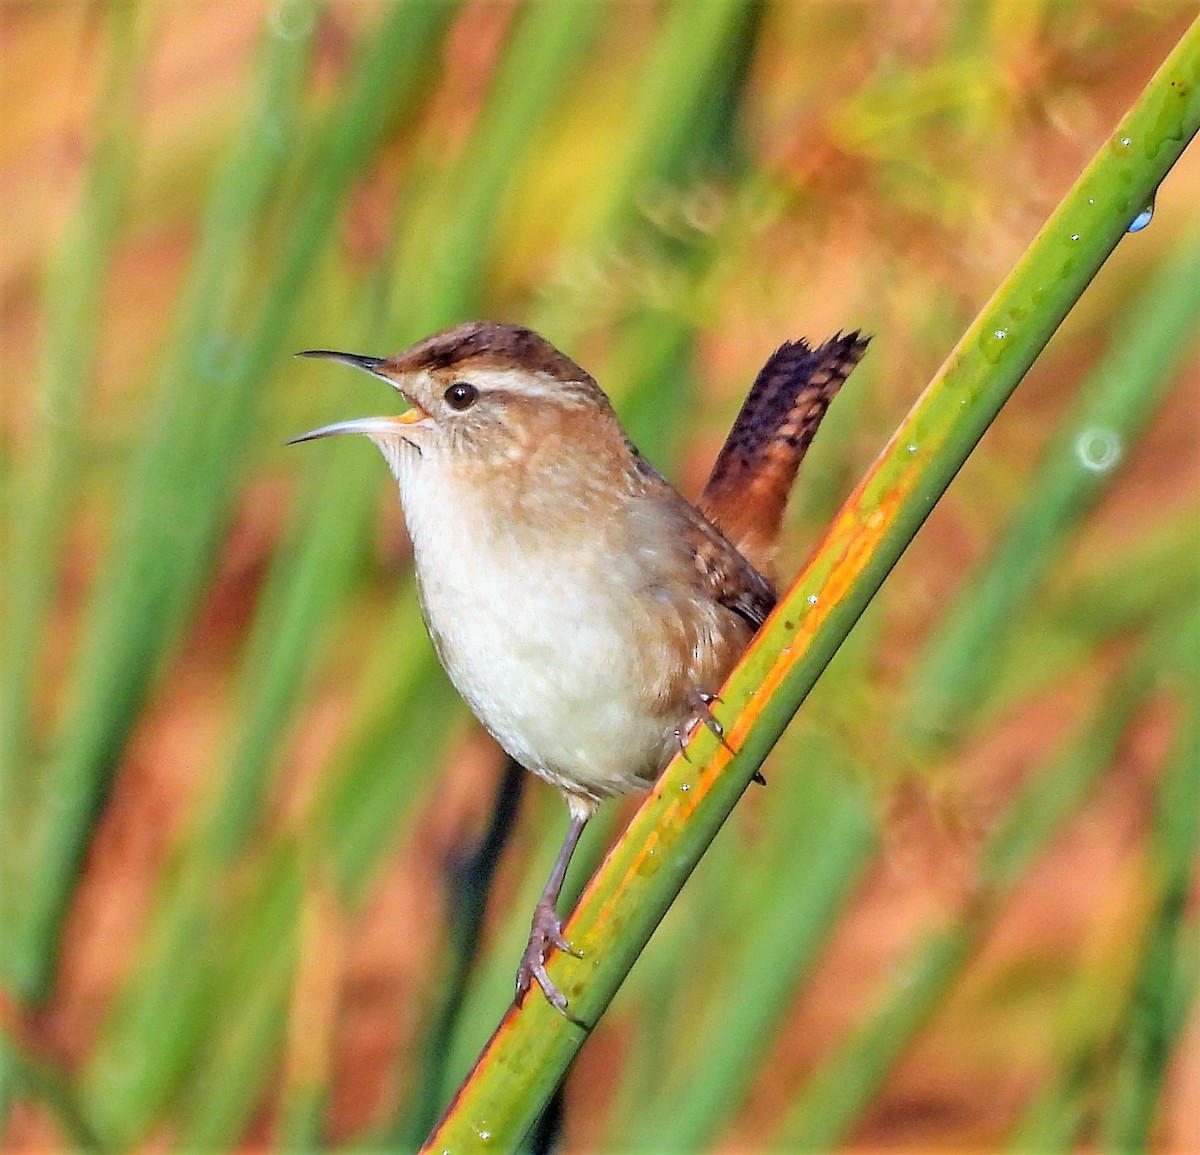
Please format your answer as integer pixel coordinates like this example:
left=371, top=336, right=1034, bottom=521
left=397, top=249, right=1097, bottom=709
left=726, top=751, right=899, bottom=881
left=1, top=3, right=1196, bottom=1151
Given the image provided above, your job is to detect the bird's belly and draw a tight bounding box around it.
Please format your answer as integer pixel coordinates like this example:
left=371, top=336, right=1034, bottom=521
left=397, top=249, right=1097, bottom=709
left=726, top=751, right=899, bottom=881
left=413, top=539, right=676, bottom=801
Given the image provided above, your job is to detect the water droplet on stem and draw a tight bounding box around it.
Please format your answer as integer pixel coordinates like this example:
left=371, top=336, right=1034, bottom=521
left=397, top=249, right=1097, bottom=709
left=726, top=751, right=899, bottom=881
left=1128, top=192, right=1155, bottom=233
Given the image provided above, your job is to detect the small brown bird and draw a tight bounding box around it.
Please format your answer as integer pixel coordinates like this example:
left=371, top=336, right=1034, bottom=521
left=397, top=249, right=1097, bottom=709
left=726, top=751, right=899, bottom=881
left=291, top=321, right=867, bottom=1010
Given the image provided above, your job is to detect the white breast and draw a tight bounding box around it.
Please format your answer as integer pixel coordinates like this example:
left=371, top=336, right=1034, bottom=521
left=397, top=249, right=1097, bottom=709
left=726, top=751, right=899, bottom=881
left=391, top=450, right=677, bottom=802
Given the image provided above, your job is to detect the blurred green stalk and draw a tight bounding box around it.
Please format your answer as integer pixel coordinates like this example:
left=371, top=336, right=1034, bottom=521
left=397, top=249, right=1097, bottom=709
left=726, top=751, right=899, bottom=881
left=389, top=0, right=605, bottom=334
left=538, top=0, right=761, bottom=343
left=1047, top=512, right=1199, bottom=637
left=4, top=0, right=317, bottom=1004
left=173, top=844, right=305, bottom=1151
left=1102, top=613, right=1200, bottom=1149
left=422, top=19, right=1200, bottom=1151
left=2, top=1042, right=106, bottom=1154
left=1007, top=615, right=1199, bottom=1154
left=775, top=609, right=1187, bottom=1150
left=0, top=4, right=147, bottom=1130
left=73, top=5, right=461, bottom=1142
left=908, top=228, right=1200, bottom=747
left=387, top=759, right=527, bottom=1151
left=0, top=0, right=145, bottom=936
left=11, top=0, right=461, bottom=1007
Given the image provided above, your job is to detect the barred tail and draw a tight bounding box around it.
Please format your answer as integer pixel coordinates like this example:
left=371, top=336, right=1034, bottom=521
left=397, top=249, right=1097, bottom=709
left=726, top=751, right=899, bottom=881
left=699, top=331, right=869, bottom=580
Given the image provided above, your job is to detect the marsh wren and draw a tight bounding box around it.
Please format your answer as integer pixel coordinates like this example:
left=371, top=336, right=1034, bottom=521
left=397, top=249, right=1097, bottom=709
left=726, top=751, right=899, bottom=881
left=292, top=321, right=867, bottom=1011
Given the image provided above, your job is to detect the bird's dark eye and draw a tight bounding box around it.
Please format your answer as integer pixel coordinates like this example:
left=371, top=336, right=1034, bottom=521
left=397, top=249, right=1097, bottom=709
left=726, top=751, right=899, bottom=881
left=444, top=381, right=478, bottom=411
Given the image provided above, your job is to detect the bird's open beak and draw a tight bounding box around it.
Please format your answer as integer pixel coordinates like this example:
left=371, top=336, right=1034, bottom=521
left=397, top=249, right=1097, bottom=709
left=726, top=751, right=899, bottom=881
left=286, top=412, right=426, bottom=444
left=290, top=348, right=428, bottom=444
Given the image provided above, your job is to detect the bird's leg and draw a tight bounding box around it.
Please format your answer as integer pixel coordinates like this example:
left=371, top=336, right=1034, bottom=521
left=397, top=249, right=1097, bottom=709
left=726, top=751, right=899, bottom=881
left=516, top=808, right=588, bottom=1013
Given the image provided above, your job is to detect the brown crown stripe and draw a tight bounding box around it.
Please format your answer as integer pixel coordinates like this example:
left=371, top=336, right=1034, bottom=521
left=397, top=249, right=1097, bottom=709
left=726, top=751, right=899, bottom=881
left=390, top=321, right=593, bottom=385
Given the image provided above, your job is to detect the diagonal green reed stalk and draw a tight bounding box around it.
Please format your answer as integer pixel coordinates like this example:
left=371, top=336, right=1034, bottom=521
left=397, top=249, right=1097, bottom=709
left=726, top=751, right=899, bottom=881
left=909, top=227, right=1200, bottom=746
left=421, top=20, right=1200, bottom=1150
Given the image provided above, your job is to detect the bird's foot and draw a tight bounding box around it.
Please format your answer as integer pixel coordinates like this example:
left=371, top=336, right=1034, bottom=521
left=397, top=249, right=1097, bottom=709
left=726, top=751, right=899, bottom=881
left=516, top=900, right=581, bottom=1014
left=675, top=689, right=734, bottom=758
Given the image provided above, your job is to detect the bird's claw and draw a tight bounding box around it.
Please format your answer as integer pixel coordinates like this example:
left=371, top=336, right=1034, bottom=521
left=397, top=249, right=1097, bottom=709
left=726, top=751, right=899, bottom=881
left=516, top=900, right=581, bottom=1015
left=675, top=689, right=734, bottom=757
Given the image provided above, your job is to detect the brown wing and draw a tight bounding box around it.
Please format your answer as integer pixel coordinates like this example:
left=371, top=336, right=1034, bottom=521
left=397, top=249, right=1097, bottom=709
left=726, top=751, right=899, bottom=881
left=622, top=452, right=776, bottom=743
left=688, top=510, right=776, bottom=630
left=628, top=447, right=775, bottom=629
left=699, top=332, right=869, bottom=579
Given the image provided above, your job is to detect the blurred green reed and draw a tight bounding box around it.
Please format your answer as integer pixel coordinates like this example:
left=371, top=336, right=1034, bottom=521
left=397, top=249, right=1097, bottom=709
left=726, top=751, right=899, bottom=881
left=0, top=0, right=146, bottom=950
left=77, top=4, right=459, bottom=1141
left=2, top=4, right=1197, bottom=1153
left=618, top=750, right=877, bottom=1152
left=1102, top=612, right=1199, bottom=1149
left=0, top=0, right=149, bottom=1127
left=8, top=0, right=462, bottom=1008
left=1009, top=612, right=1199, bottom=1155
left=779, top=609, right=1191, bottom=1152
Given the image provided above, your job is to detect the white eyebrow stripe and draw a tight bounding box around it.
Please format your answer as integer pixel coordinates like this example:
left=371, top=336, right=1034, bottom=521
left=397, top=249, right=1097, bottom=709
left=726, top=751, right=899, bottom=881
left=452, top=366, right=596, bottom=404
